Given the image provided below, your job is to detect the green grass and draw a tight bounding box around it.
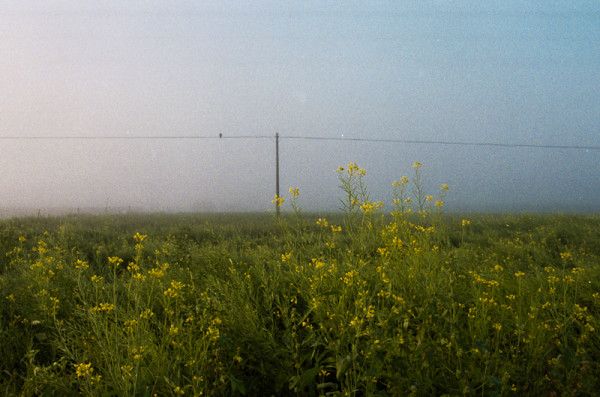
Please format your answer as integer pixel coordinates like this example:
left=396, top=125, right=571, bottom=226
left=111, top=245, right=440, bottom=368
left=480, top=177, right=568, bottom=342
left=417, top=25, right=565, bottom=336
left=1, top=164, right=599, bottom=396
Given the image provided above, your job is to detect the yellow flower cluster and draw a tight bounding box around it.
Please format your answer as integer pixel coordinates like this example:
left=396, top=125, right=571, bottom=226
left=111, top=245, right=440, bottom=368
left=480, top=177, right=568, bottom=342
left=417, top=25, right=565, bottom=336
left=130, top=346, right=146, bottom=362
left=316, top=218, right=329, bottom=228
left=560, top=251, right=573, bottom=261
left=392, top=175, right=410, bottom=187
left=90, top=275, right=104, bottom=283
left=74, top=259, right=89, bottom=270
left=207, top=318, right=222, bottom=342
left=133, top=232, right=147, bottom=243
left=169, top=324, right=180, bottom=336
left=108, top=256, right=123, bottom=268
left=148, top=262, right=170, bottom=279
left=281, top=252, right=292, bottom=262
left=272, top=194, right=285, bottom=207
left=468, top=271, right=500, bottom=288
left=139, top=308, right=154, bottom=320
left=124, top=319, right=138, bottom=333
left=311, top=258, right=326, bottom=269
left=164, top=280, right=185, bottom=298
left=360, top=201, right=384, bottom=214
left=89, top=303, right=115, bottom=314
left=342, top=270, right=360, bottom=286
left=74, top=362, right=94, bottom=378
left=337, top=162, right=366, bottom=176
left=288, top=187, right=300, bottom=198
left=330, top=225, right=342, bottom=233
left=127, top=262, right=140, bottom=272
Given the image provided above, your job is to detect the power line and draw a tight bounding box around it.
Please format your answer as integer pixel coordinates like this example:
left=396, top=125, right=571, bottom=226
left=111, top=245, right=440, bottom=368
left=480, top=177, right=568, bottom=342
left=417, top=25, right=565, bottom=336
left=0, top=135, right=272, bottom=140
left=282, top=135, right=600, bottom=151
left=0, top=134, right=598, bottom=151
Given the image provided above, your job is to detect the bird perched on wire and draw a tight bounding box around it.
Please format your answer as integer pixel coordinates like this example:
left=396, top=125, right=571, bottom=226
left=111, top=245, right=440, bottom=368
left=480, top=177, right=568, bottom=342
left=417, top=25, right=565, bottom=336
left=219, top=133, right=222, bottom=138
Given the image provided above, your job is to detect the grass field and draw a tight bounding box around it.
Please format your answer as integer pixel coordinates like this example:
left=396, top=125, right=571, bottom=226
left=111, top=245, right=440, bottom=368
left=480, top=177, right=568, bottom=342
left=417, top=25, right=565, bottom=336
left=1, top=164, right=599, bottom=396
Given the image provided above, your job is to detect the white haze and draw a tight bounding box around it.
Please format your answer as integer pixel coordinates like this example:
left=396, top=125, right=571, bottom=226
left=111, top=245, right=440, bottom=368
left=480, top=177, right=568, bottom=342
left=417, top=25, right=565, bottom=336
left=1, top=1, right=599, bottom=214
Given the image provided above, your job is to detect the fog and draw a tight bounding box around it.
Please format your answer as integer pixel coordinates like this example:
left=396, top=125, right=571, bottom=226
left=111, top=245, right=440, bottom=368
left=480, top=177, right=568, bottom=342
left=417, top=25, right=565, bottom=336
left=1, top=1, right=599, bottom=214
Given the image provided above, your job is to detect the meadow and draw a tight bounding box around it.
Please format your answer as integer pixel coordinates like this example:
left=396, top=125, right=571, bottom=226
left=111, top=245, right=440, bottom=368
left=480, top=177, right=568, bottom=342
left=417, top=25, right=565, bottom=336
left=1, top=163, right=599, bottom=396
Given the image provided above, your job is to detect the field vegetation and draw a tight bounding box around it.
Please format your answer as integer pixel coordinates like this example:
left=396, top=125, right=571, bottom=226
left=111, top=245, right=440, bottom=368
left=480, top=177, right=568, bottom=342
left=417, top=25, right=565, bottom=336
left=1, top=163, right=599, bottom=396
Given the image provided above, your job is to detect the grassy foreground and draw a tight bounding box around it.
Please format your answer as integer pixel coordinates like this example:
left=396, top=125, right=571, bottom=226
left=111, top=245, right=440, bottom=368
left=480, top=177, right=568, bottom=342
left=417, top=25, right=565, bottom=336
left=1, top=166, right=600, bottom=396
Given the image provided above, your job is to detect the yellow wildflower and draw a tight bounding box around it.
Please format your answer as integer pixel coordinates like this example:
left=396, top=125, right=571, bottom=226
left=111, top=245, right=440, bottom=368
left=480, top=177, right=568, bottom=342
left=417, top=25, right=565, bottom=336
left=281, top=252, right=292, bottom=262
left=89, top=303, right=115, bottom=314
left=74, top=259, right=89, bottom=270
left=108, top=256, right=123, bottom=268
left=132, top=272, right=146, bottom=281
left=124, top=319, right=138, bottom=333
left=311, top=258, right=326, bottom=269
left=90, top=275, right=103, bottom=284
left=74, top=362, right=94, bottom=378
left=133, top=232, right=147, bottom=243
left=148, top=262, right=169, bottom=279
left=121, top=364, right=133, bottom=378
left=271, top=194, right=285, bottom=207
left=164, top=280, right=185, bottom=298
left=349, top=316, right=363, bottom=328
left=563, top=275, right=574, bottom=284
left=130, top=346, right=146, bottom=361
left=169, top=324, right=180, bottom=336
left=342, top=270, right=359, bottom=286
left=360, top=201, right=384, bottom=214
left=288, top=187, right=300, bottom=198
left=560, top=251, right=573, bottom=261
left=316, top=218, right=329, bottom=228
left=139, top=309, right=154, bottom=320
left=127, top=262, right=140, bottom=272
left=347, top=162, right=359, bottom=173
left=207, top=325, right=220, bottom=342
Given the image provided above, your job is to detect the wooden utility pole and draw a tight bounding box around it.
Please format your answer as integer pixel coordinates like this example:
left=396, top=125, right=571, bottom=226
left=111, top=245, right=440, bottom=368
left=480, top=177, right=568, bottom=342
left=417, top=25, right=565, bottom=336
left=275, top=132, right=280, bottom=216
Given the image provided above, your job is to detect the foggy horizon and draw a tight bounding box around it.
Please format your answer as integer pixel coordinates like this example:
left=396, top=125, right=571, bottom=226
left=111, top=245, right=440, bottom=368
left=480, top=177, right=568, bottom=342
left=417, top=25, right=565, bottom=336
left=1, top=1, right=599, bottom=214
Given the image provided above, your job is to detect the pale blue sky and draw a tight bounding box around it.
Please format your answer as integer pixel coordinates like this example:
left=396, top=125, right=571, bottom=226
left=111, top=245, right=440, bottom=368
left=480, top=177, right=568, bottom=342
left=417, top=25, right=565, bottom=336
left=0, top=1, right=599, bottom=212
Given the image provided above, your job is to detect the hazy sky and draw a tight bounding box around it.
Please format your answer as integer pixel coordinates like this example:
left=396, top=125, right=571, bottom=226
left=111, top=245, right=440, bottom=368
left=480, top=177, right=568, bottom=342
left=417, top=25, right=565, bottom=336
left=1, top=1, right=599, bottom=212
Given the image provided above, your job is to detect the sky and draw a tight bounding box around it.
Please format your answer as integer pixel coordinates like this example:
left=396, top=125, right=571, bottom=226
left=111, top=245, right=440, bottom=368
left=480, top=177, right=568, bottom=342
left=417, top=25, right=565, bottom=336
left=0, top=0, right=599, bottom=213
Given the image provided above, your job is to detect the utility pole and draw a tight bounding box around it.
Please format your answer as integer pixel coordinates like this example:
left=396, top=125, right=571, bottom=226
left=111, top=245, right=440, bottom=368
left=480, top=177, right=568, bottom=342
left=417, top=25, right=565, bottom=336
left=275, top=132, right=280, bottom=216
